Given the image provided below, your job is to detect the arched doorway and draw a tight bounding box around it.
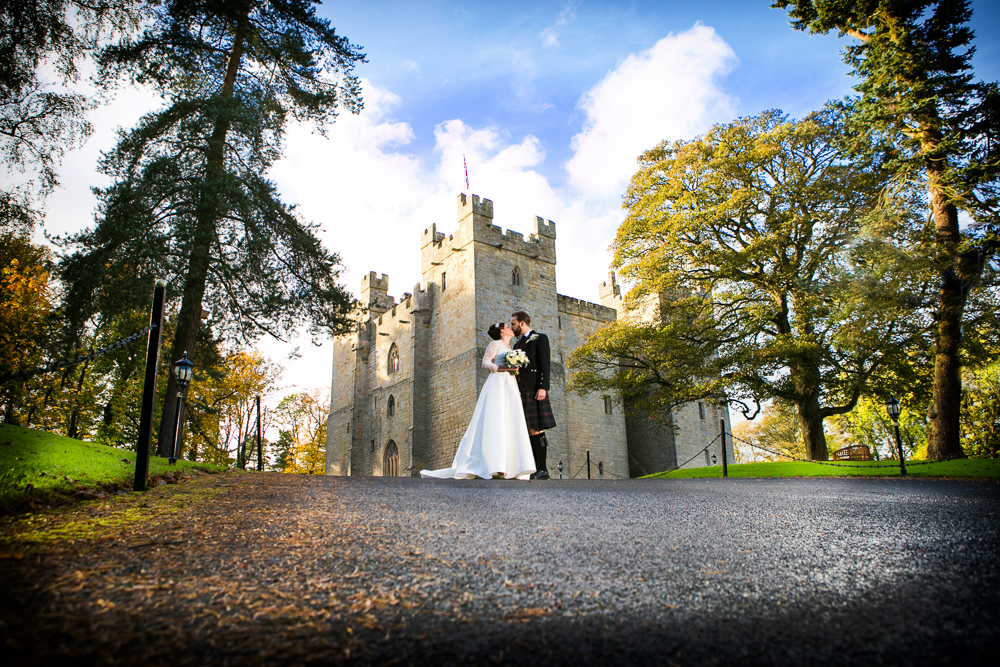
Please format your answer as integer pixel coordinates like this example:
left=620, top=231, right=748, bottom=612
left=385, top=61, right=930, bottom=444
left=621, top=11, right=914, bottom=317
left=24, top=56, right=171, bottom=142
left=383, top=440, right=399, bottom=477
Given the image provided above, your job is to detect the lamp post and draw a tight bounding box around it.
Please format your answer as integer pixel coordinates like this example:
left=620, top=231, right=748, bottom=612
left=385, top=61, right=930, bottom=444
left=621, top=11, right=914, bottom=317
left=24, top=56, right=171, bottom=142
left=557, top=460, right=564, bottom=479
left=885, top=397, right=906, bottom=477
left=168, top=352, right=194, bottom=465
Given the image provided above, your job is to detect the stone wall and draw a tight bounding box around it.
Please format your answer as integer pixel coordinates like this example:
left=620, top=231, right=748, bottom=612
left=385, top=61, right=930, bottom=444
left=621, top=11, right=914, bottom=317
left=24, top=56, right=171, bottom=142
left=556, top=295, right=628, bottom=479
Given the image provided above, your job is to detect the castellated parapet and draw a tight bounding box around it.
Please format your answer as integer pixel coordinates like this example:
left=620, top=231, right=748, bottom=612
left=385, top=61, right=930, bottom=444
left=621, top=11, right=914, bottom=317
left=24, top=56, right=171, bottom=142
left=326, top=193, right=731, bottom=480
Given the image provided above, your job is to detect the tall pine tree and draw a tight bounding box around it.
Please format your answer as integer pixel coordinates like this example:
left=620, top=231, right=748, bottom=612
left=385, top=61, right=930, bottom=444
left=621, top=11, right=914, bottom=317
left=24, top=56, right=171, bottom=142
left=60, top=0, right=365, bottom=457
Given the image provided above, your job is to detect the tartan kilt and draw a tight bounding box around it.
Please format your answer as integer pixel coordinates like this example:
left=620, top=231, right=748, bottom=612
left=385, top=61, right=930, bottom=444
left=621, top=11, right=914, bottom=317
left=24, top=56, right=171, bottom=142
left=520, top=388, right=556, bottom=430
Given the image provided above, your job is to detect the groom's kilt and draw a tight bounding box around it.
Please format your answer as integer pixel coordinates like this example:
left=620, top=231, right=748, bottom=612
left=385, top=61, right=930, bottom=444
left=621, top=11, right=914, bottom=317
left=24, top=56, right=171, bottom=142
left=520, top=388, right=556, bottom=430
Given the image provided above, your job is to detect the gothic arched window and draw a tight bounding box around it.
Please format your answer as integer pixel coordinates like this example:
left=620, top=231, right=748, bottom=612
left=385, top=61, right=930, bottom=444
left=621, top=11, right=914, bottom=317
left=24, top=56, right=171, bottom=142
left=383, top=440, right=399, bottom=476
left=388, top=344, right=399, bottom=374
left=387, top=395, right=395, bottom=417
left=512, top=266, right=521, bottom=286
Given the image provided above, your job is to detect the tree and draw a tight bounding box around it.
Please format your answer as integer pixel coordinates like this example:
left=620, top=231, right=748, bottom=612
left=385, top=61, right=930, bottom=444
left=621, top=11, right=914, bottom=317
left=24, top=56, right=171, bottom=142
left=732, top=400, right=805, bottom=462
left=185, top=349, right=281, bottom=467
left=569, top=110, right=927, bottom=460
left=0, top=232, right=53, bottom=423
left=59, top=0, right=365, bottom=457
left=961, top=362, right=1000, bottom=458
left=0, top=1, right=144, bottom=223
left=271, top=390, right=327, bottom=474
left=773, top=0, right=1000, bottom=459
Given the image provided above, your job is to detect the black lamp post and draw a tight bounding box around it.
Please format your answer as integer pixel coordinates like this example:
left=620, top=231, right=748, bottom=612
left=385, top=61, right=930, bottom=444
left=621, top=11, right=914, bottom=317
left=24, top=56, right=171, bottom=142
left=169, top=352, right=194, bottom=465
left=711, top=453, right=717, bottom=465
left=885, top=396, right=907, bottom=477
left=557, top=460, right=564, bottom=479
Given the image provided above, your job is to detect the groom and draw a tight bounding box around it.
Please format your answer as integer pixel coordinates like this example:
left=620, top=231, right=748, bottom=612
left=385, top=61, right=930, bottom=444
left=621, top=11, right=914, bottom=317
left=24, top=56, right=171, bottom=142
left=510, top=311, right=555, bottom=480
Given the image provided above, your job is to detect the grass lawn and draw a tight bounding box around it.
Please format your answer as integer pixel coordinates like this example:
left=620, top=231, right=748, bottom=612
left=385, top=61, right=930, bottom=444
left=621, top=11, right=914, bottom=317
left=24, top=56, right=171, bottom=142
left=0, top=423, right=227, bottom=510
left=643, top=458, right=1000, bottom=479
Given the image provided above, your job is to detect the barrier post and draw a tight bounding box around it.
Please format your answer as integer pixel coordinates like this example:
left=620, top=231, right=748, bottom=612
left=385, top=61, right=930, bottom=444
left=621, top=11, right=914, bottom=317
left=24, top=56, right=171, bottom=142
left=256, top=395, right=263, bottom=471
left=720, top=419, right=728, bottom=478
left=134, top=280, right=166, bottom=492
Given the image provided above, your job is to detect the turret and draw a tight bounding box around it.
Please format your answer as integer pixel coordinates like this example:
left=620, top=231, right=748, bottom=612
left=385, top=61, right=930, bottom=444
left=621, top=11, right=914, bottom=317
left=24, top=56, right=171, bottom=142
left=361, top=271, right=394, bottom=316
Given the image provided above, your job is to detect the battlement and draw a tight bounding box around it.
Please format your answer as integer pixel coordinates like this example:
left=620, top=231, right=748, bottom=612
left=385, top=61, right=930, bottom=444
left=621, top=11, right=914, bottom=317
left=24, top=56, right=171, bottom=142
left=458, top=192, right=494, bottom=220
left=361, top=271, right=395, bottom=317
left=558, top=294, right=617, bottom=323
left=599, top=272, right=621, bottom=301
left=420, top=223, right=450, bottom=248
left=533, top=216, right=556, bottom=239
left=362, top=271, right=389, bottom=293
left=421, top=193, right=557, bottom=273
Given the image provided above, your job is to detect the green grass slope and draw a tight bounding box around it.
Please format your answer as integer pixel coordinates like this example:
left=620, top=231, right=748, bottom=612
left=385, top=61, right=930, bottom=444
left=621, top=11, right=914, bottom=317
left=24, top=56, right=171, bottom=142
left=0, top=423, right=226, bottom=509
left=643, top=458, right=1000, bottom=479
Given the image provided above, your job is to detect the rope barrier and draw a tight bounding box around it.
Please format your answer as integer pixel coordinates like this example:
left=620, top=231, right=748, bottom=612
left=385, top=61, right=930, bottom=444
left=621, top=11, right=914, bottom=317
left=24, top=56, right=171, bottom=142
left=0, top=324, right=157, bottom=383
left=729, top=432, right=939, bottom=468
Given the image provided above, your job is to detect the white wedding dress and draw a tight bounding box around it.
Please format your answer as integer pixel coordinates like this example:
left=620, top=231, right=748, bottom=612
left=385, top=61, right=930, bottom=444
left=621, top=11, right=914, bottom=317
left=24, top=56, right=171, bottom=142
left=420, top=339, right=536, bottom=480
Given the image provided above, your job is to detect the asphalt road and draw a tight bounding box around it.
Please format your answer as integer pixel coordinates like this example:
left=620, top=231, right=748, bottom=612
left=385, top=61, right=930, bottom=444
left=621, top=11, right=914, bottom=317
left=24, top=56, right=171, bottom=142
left=2, top=474, right=998, bottom=666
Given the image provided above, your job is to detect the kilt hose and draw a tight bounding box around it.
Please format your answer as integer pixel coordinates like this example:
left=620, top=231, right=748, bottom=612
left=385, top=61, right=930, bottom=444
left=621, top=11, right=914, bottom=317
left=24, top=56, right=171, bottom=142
left=520, top=387, right=556, bottom=431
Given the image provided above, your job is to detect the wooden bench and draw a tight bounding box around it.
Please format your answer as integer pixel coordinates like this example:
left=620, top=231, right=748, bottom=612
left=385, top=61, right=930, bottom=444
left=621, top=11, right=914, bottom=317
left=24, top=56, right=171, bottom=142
left=832, top=445, right=872, bottom=461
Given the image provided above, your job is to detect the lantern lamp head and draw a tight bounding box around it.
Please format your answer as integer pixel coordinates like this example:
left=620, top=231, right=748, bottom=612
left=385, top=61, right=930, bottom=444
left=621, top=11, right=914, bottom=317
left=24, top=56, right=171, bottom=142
left=885, top=396, right=901, bottom=422
left=711, top=453, right=717, bottom=465
left=173, top=352, right=194, bottom=389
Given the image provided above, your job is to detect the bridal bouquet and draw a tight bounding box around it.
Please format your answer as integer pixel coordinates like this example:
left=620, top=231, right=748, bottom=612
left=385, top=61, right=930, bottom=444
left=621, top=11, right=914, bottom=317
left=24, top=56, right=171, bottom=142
left=505, top=349, right=529, bottom=376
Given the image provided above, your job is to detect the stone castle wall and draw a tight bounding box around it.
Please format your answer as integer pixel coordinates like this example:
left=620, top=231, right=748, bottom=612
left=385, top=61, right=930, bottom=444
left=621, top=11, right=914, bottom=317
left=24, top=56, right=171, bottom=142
left=556, top=295, right=628, bottom=479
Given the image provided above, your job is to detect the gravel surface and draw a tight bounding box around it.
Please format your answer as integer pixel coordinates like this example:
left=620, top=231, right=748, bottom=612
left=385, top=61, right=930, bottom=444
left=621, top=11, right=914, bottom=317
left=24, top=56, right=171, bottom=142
left=1, top=472, right=997, bottom=666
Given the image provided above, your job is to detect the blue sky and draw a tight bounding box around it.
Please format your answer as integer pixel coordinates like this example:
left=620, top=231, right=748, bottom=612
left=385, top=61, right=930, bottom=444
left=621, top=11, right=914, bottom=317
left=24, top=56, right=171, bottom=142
left=316, top=0, right=998, bottom=191
left=37, top=0, right=1000, bottom=391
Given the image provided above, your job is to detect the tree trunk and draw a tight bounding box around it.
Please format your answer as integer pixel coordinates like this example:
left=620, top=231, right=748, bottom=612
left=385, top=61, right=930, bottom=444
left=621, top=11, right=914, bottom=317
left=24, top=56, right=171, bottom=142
left=927, top=166, right=968, bottom=460
left=795, top=393, right=829, bottom=461
left=156, top=14, right=248, bottom=458
left=66, top=356, right=91, bottom=439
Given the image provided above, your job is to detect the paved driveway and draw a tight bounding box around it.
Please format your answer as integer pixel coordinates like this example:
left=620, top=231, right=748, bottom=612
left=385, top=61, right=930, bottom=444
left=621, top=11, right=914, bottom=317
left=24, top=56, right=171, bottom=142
left=2, top=474, right=997, bottom=665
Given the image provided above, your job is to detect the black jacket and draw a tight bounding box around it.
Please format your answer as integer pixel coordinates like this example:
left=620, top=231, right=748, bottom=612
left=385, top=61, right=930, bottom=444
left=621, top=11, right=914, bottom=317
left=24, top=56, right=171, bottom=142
left=514, top=331, right=551, bottom=393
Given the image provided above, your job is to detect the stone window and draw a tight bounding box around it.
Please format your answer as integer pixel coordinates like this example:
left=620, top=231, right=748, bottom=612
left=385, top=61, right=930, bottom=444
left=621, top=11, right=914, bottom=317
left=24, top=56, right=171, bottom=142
left=512, top=266, right=521, bottom=286
left=603, top=396, right=612, bottom=414
left=371, top=439, right=375, bottom=453
left=383, top=440, right=399, bottom=476
left=388, top=344, right=399, bottom=374
left=698, top=402, right=705, bottom=419
left=346, top=422, right=350, bottom=433
left=387, top=394, right=395, bottom=417
left=441, top=272, right=447, bottom=291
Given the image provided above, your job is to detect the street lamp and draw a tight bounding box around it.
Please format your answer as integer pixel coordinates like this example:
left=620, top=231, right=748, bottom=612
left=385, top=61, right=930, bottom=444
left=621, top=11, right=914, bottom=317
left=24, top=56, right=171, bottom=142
left=711, top=453, right=717, bottom=465
left=557, top=460, right=564, bottom=479
left=169, top=352, right=194, bottom=465
left=884, top=396, right=907, bottom=477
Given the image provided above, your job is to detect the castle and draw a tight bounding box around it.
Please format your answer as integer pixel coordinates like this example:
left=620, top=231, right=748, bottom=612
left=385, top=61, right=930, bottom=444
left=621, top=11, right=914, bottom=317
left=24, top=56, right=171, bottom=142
left=325, top=194, right=733, bottom=478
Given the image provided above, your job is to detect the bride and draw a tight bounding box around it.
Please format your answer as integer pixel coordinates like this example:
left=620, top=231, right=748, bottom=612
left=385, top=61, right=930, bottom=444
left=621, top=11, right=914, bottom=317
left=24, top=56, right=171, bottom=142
left=420, top=322, right=536, bottom=480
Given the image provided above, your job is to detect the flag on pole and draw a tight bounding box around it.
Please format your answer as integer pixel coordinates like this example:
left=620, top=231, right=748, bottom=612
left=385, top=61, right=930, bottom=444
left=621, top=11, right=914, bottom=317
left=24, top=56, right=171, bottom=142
left=463, top=154, right=470, bottom=192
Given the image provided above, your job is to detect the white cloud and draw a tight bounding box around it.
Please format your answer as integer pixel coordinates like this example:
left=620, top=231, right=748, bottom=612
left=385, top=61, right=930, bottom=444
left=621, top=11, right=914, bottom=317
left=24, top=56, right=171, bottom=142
left=401, top=59, right=419, bottom=71
left=566, top=23, right=737, bottom=197
left=540, top=3, right=576, bottom=48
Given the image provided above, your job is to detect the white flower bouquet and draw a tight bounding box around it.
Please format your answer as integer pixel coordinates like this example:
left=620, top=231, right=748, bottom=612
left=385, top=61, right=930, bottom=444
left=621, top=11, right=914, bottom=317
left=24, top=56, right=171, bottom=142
left=505, top=349, right=529, bottom=376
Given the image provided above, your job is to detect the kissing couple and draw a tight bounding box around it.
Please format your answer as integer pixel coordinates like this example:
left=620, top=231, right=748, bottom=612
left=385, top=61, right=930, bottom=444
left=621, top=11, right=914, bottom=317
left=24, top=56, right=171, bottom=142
left=421, top=310, right=555, bottom=480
